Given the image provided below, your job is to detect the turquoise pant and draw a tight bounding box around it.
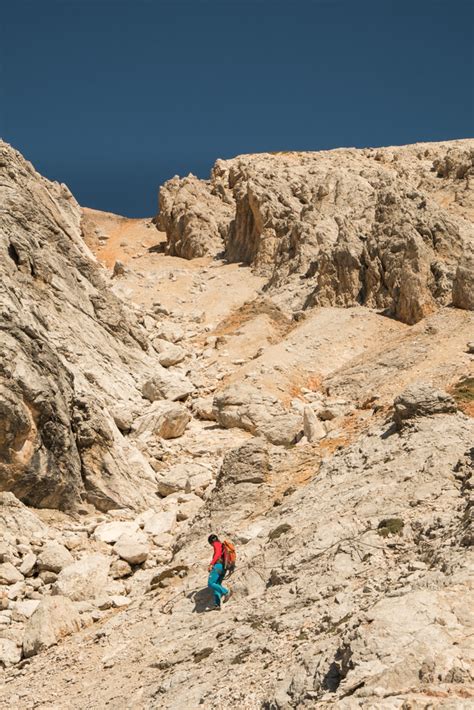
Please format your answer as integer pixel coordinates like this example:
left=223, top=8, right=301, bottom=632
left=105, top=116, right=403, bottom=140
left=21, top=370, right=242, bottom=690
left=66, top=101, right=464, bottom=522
left=208, top=563, right=228, bottom=606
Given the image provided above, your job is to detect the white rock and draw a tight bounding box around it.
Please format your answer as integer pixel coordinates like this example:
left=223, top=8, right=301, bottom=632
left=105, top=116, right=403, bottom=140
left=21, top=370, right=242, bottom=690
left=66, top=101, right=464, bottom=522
left=110, top=559, right=132, bottom=579
left=22, top=596, right=81, bottom=658
left=0, top=562, right=24, bottom=585
left=110, top=595, right=130, bottom=608
left=52, top=554, right=111, bottom=601
left=93, top=520, right=139, bottom=544
left=154, top=322, right=185, bottom=343
left=19, top=552, right=37, bottom=577
left=303, top=406, right=326, bottom=442
left=142, top=371, right=194, bottom=402
left=132, top=401, right=191, bottom=439
left=191, top=397, right=217, bottom=421
left=37, top=542, right=73, bottom=573
left=153, top=339, right=186, bottom=367
left=0, top=638, right=21, bottom=666
left=113, top=534, right=149, bottom=565
left=144, top=511, right=177, bottom=536
left=11, top=599, right=40, bottom=621
left=151, top=532, right=174, bottom=549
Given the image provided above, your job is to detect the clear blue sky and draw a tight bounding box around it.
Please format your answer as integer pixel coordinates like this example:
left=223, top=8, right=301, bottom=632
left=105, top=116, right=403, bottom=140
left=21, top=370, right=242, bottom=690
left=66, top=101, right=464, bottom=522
left=1, top=0, right=473, bottom=216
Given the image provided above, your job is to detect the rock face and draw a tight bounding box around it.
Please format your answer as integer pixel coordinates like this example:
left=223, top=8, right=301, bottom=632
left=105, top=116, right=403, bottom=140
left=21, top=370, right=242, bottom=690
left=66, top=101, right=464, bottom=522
left=22, top=596, right=81, bottom=658
left=157, top=141, right=474, bottom=323
left=0, top=141, right=167, bottom=511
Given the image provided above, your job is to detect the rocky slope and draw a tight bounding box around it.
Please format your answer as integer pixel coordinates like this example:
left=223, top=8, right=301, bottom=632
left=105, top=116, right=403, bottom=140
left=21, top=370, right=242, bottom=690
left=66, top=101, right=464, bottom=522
left=0, top=140, right=473, bottom=708
left=158, top=140, right=474, bottom=323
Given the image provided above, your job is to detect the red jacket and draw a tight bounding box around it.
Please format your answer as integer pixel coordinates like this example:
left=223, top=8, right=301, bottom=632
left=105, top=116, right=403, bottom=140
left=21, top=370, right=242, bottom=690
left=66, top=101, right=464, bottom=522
left=210, top=540, right=223, bottom=566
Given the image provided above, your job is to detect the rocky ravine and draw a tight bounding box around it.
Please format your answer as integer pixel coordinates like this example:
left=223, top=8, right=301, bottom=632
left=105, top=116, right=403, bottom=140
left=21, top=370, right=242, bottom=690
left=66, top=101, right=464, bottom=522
left=0, top=139, right=473, bottom=709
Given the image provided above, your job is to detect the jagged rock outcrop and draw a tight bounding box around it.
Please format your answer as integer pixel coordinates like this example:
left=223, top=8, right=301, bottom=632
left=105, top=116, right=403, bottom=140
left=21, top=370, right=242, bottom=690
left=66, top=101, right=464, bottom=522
left=0, top=141, right=165, bottom=510
left=156, top=170, right=234, bottom=258
left=157, top=140, right=474, bottom=323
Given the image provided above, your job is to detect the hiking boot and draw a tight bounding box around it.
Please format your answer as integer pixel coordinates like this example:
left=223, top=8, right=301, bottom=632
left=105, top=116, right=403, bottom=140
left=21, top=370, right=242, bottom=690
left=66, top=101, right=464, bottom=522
left=223, top=590, right=232, bottom=604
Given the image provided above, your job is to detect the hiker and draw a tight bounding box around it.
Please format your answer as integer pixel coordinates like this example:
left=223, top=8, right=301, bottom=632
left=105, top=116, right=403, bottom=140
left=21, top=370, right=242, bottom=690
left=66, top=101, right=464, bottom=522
left=207, top=534, right=232, bottom=610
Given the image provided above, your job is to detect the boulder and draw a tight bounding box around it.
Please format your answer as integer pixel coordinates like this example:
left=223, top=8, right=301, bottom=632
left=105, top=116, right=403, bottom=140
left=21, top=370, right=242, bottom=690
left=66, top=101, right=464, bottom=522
left=110, top=559, right=132, bottom=579
left=11, top=599, right=40, bottom=621
left=153, top=322, right=185, bottom=343
left=394, top=383, right=458, bottom=427
left=132, top=401, right=191, bottom=439
left=156, top=462, right=213, bottom=498
left=0, top=562, right=23, bottom=585
left=143, top=510, right=177, bottom=536
left=52, top=554, right=110, bottom=601
left=213, top=383, right=303, bottom=445
left=0, top=638, right=21, bottom=667
left=191, top=396, right=217, bottom=421
left=303, top=406, right=326, bottom=442
left=92, top=520, right=139, bottom=544
left=113, top=534, right=149, bottom=565
left=142, top=372, right=194, bottom=402
left=37, top=542, right=73, bottom=573
left=153, top=339, right=186, bottom=367
left=22, top=596, right=81, bottom=658
left=18, top=552, right=37, bottom=577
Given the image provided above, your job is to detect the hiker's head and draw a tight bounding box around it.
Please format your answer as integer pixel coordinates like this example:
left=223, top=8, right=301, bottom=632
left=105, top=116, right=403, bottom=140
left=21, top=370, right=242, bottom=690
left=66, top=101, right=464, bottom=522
left=208, top=534, right=219, bottom=545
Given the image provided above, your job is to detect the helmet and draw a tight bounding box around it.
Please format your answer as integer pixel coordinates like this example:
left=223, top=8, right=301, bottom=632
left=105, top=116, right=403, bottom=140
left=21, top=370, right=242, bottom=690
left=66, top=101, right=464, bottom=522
left=208, top=534, right=218, bottom=544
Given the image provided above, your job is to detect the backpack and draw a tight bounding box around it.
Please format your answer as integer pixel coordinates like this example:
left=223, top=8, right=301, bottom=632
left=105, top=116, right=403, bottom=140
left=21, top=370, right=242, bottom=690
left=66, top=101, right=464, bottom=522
left=221, top=539, right=236, bottom=576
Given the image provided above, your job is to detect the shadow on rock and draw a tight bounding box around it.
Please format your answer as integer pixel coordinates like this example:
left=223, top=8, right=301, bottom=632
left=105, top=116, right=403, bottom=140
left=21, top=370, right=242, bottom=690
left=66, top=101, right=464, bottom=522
left=189, top=586, right=215, bottom=613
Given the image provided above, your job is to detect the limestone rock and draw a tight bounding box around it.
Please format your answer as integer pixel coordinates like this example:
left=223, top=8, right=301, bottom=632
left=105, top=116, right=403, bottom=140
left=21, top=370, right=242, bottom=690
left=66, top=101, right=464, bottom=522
left=394, top=382, right=458, bottom=427
left=0, top=638, right=21, bottom=667
left=191, top=396, right=217, bottom=421
left=132, top=401, right=191, bottom=439
left=110, top=559, right=132, bottom=579
left=156, top=463, right=213, bottom=498
left=52, top=554, right=110, bottom=601
left=157, top=169, right=234, bottom=259
left=213, top=383, right=303, bottom=445
left=0, top=141, right=163, bottom=511
left=113, top=534, right=149, bottom=565
left=154, top=322, right=185, bottom=343
left=37, top=542, right=74, bottom=573
left=452, top=253, right=474, bottom=311
left=142, top=372, right=194, bottom=402
left=0, top=562, right=24, bottom=585
left=11, top=599, right=40, bottom=620
left=19, top=552, right=37, bottom=577
left=303, top=406, right=326, bottom=442
left=218, top=437, right=269, bottom=486
left=153, top=339, right=186, bottom=367
left=92, top=520, right=139, bottom=544
left=22, top=596, right=81, bottom=658
left=158, top=142, right=474, bottom=324
left=143, top=511, right=177, bottom=536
